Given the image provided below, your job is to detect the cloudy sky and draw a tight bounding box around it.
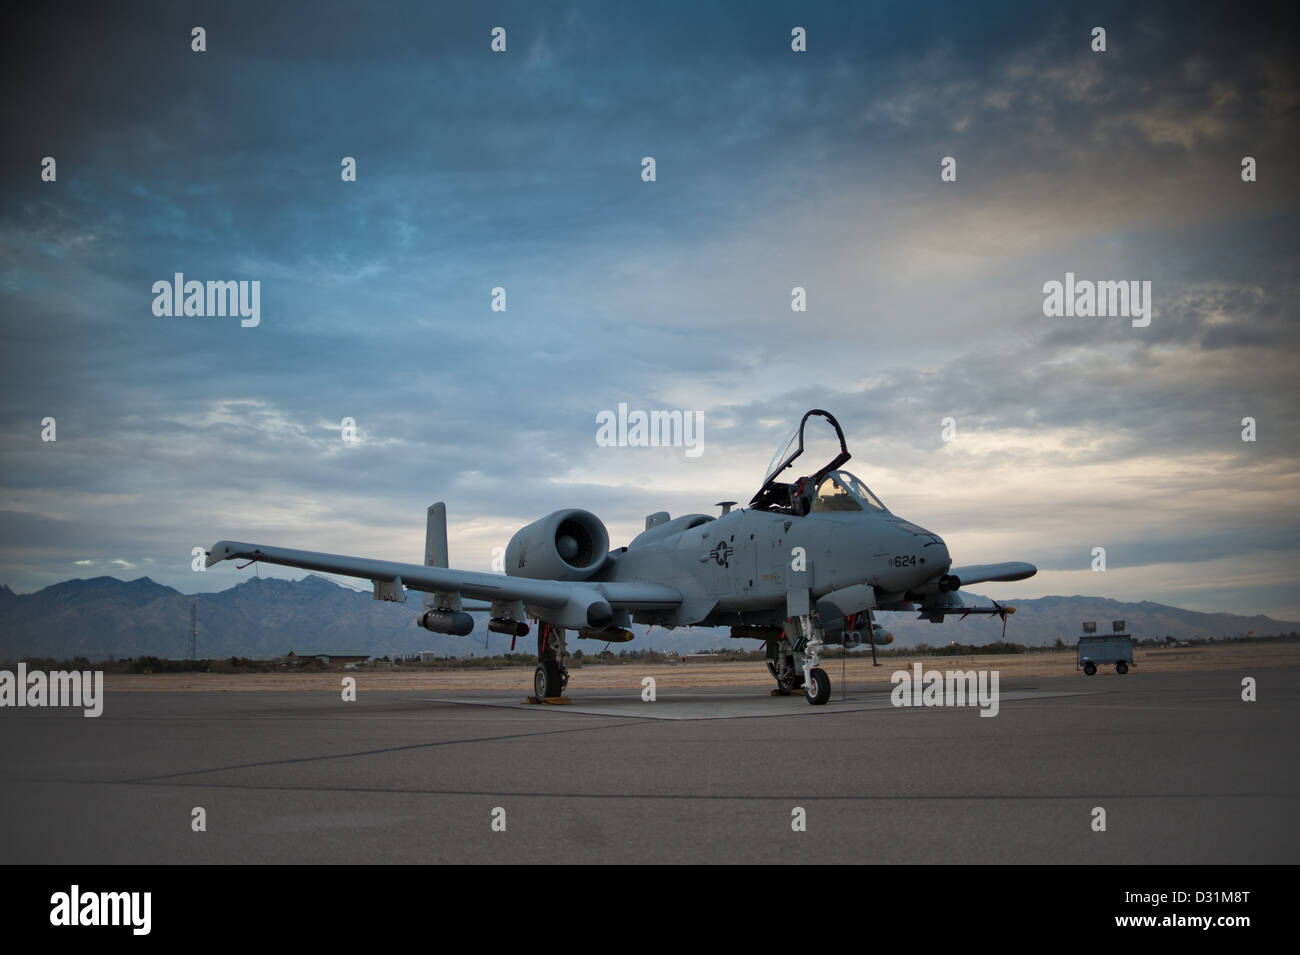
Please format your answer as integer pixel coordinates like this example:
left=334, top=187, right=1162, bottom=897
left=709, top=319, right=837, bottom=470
left=2, top=1, right=1297, bottom=620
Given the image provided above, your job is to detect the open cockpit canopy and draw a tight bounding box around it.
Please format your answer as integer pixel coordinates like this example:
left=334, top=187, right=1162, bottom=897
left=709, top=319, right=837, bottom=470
left=749, top=410, right=886, bottom=515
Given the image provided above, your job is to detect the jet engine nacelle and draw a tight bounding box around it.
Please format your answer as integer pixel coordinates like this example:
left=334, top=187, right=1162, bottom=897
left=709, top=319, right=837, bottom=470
left=505, top=509, right=610, bottom=581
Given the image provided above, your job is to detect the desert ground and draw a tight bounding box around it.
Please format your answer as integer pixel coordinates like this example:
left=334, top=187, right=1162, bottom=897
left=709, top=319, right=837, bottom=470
left=103, top=641, right=1300, bottom=692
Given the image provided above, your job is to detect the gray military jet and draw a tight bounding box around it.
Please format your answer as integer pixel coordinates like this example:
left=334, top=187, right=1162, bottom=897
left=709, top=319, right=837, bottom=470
left=206, top=410, right=1036, bottom=704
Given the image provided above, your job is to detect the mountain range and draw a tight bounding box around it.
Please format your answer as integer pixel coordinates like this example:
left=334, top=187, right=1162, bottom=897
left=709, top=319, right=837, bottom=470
left=1, top=575, right=1296, bottom=661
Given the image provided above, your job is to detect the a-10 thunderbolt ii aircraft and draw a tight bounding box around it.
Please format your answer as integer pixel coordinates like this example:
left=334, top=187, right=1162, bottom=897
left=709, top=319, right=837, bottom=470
left=206, top=410, right=1036, bottom=704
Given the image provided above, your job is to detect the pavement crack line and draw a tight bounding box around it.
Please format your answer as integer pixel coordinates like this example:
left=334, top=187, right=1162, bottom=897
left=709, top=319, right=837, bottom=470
left=117, top=718, right=653, bottom=783
left=9, top=778, right=1299, bottom=803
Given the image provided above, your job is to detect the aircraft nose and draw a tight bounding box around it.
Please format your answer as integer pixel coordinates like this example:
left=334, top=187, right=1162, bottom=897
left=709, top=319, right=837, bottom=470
left=888, top=520, right=950, bottom=577
left=924, top=533, right=950, bottom=575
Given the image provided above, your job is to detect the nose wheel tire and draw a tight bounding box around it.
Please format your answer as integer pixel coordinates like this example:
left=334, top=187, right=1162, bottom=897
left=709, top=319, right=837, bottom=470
left=534, top=661, right=563, bottom=698
left=805, top=667, right=831, bottom=705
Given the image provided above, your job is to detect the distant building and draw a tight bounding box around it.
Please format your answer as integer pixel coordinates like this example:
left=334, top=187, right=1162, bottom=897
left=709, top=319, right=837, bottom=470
left=417, top=650, right=440, bottom=662
left=286, top=651, right=370, bottom=665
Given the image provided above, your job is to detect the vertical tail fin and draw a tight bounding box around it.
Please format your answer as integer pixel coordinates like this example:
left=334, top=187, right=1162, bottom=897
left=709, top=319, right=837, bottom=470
left=423, top=503, right=449, bottom=611
left=425, top=502, right=449, bottom=568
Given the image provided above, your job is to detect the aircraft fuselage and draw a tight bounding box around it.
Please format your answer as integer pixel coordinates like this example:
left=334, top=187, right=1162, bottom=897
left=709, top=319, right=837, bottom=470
left=580, top=506, right=950, bottom=629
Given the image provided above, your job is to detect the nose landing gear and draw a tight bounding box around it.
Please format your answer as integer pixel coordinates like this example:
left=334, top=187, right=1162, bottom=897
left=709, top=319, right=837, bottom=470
left=770, top=615, right=832, bottom=705
left=804, top=666, right=830, bottom=705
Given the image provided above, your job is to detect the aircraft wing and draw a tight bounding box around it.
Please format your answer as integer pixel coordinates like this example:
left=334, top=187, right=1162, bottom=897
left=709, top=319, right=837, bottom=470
left=205, top=541, right=682, bottom=625
left=944, top=561, right=1037, bottom=587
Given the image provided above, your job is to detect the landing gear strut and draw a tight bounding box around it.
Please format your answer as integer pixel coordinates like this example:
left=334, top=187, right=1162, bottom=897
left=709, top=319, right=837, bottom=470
left=772, top=615, right=832, bottom=705
left=532, top=622, right=569, bottom=700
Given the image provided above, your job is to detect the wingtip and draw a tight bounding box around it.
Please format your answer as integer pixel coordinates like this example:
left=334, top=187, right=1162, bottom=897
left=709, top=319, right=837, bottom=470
left=205, top=540, right=248, bottom=568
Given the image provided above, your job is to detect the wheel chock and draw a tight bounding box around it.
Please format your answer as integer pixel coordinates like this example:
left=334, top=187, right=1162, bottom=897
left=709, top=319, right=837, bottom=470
left=525, top=695, right=572, bottom=705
